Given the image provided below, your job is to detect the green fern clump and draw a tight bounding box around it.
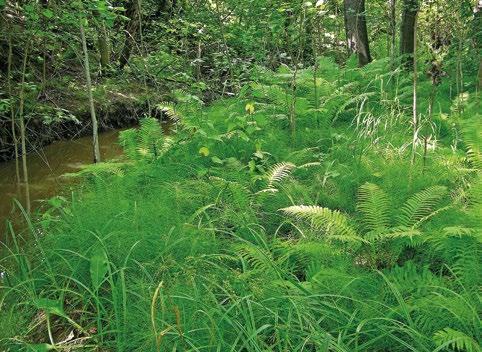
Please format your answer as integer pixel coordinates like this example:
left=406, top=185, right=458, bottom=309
left=434, top=328, right=481, bottom=352
left=282, top=182, right=451, bottom=269
left=119, top=118, right=172, bottom=161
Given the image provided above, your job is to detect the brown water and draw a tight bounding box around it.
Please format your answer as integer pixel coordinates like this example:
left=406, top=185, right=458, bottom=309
left=0, top=129, right=124, bottom=238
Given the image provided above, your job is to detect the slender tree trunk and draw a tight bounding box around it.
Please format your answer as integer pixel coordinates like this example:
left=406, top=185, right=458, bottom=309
left=289, top=67, right=298, bottom=142
left=312, top=15, right=323, bottom=127
left=214, top=0, right=235, bottom=95
left=80, top=24, right=101, bottom=163
left=288, top=5, right=308, bottom=144
left=196, top=39, right=202, bottom=80
left=98, top=22, right=110, bottom=72
left=19, top=44, right=31, bottom=213
left=344, top=0, right=372, bottom=66
left=136, top=0, right=152, bottom=116
left=7, top=32, right=21, bottom=186
left=42, top=50, right=47, bottom=89
left=474, top=2, right=481, bottom=102
left=428, top=83, right=437, bottom=122
left=455, top=38, right=464, bottom=98
left=400, top=0, right=419, bottom=69
left=389, top=0, right=396, bottom=67
left=410, top=18, right=418, bottom=165
left=478, top=58, right=482, bottom=94
left=313, top=47, right=320, bottom=128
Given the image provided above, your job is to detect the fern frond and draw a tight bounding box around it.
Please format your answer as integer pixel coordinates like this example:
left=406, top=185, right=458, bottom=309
left=156, top=102, right=180, bottom=122
left=298, top=162, right=321, bottom=169
left=383, top=227, right=422, bottom=240
left=357, top=183, right=391, bottom=232
left=160, top=136, right=174, bottom=154
left=434, top=328, right=481, bottom=352
left=452, top=242, right=481, bottom=289
left=465, top=176, right=482, bottom=211
left=274, top=240, right=340, bottom=274
left=442, top=226, right=478, bottom=238
left=255, top=188, right=279, bottom=195
left=119, top=118, right=168, bottom=161
left=397, top=186, right=448, bottom=228
left=364, top=227, right=422, bottom=241
left=63, top=162, right=130, bottom=178
left=281, top=205, right=363, bottom=243
left=267, top=162, right=296, bottom=189
left=235, top=243, right=283, bottom=278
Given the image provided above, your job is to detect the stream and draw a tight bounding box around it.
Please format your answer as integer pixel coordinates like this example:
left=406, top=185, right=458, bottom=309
left=0, top=129, right=125, bottom=239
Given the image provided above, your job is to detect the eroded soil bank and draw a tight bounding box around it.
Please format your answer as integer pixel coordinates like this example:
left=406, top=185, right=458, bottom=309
left=0, top=71, right=171, bottom=163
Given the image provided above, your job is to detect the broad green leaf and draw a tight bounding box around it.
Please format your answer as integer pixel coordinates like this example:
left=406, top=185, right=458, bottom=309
left=42, top=9, right=54, bottom=18
left=26, top=344, right=54, bottom=352
left=33, top=298, right=66, bottom=317
left=211, top=156, right=223, bottom=164
left=90, top=246, right=108, bottom=290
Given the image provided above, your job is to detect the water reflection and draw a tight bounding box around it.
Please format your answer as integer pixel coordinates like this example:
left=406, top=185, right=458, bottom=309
left=0, top=129, right=124, bottom=239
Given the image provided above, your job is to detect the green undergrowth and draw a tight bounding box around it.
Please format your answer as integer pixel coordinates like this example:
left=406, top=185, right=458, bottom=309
left=0, top=57, right=480, bottom=351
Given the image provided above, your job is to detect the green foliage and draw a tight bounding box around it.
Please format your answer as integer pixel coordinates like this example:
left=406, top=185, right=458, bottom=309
left=119, top=118, right=172, bottom=161
left=90, top=246, right=108, bottom=290
left=1, top=53, right=481, bottom=351
left=434, top=328, right=481, bottom=352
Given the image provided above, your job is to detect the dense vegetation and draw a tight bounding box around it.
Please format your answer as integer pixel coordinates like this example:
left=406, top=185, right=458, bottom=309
left=1, top=0, right=481, bottom=351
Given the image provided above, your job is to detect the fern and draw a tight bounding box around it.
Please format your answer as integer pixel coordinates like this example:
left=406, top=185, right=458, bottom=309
left=235, top=243, right=284, bottom=279
left=267, top=162, right=296, bottom=189
left=63, top=162, right=130, bottom=178
left=364, top=227, right=422, bottom=241
left=119, top=118, right=171, bottom=161
left=156, top=102, right=180, bottom=122
left=281, top=205, right=363, bottom=243
left=357, top=182, right=391, bottom=232
left=274, top=240, right=342, bottom=276
left=282, top=183, right=453, bottom=269
left=434, top=328, right=481, bottom=352
left=397, top=186, right=448, bottom=227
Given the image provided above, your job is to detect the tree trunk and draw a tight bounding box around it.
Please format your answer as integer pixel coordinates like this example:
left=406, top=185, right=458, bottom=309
left=7, top=31, right=21, bottom=186
left=400, top=0, right=419, bottom=69
left=19, top=44, right=31, bottom=213
left=119, top=0, right=140, bottom=69
left=389, top=0, right=396, bottom=67
left=344, top=0, right=372, bottom=67
left=474, top=2, right=481, bottom=93
left=410, top=19, right=418, bottom=166
left=80, top=24, right=101, bottom=163
left=98, top=22, right=110, bottom=71
left=478, top=58, right=482, bottom=93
